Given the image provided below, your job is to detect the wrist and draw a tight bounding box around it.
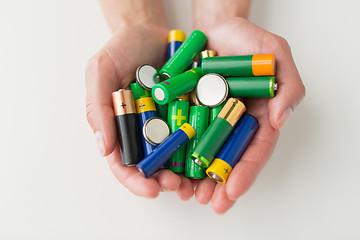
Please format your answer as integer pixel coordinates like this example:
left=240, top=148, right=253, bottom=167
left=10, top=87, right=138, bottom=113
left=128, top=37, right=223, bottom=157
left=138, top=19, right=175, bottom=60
left=100, top=0, right=168, bottom=33
left=193, top=0, right=251, bottom=31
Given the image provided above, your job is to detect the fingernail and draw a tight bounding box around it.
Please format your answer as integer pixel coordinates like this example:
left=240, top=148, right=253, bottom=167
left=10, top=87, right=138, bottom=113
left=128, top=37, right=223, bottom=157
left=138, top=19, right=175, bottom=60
left=94, top=131, right=105, bottom=156
left=278, top=107, right=292, bottom=129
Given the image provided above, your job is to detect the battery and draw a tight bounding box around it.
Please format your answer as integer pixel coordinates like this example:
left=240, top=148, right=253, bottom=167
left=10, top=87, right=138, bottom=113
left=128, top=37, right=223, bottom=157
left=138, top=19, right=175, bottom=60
left=167, top=29, right=186, bottom=60
left=206, top=114, right=259, bottom=183
left=167, top=99, right=190, bottom=173
left=191, top=98, right=246, bottom=168
left=227, top=76, right=277, bottom=98
left=199, top=50, right=217, bottom=67
left=112, top=89, right=143, bottom=166
left=185, top=105, right=209, bottom=178
left=152, top=67, right=203, bottom=105
left=137, top=123, right=196, bottom=178
left=188, top=90, right=201, bottom=106
left=159, top=30, right=207, bottom=79
left=143, top=117, right=170, bottom=146
left=135, top=64, right=160, bottom=90
left=155, top=103, right=168, bottom=122
left=210, top=102, right=225, bottom=123
left=199, top=50, right=217, bottom=61
left=196, top=73, right=228, bottom=107
left=202, top=54, right=275, bottom=77
left=130, top=83, right=157, bottom=156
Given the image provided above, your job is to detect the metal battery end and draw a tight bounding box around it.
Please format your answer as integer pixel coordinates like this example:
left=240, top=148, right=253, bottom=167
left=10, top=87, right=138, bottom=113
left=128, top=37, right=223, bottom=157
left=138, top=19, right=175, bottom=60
left=136, top=64, right=159, bottom=90
left=208, top=172, right=224, bottom=183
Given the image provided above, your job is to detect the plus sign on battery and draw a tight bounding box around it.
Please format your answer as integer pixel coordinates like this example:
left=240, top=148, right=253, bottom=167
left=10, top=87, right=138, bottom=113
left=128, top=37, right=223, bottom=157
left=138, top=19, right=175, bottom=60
left=139, top=102, right=145, bottom=111
left=172, top=110, right=186, bottom=126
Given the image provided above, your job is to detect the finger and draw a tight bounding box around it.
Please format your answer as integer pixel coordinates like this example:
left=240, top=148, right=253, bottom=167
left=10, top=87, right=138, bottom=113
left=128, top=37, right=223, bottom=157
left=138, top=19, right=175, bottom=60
left=194, top=177, right=216, bottom=205
left=86, top=49, right=121, bottom=156
left=154, top=170, right=181, bottom=192
left=211, top=184, right=235, bottom=215
left=226, top=102, right=279, bottom=201
left=107, top=144, right=160, bottom=198
left=190, top=178, right=201, bottom=189
left=176, top=175, right=194, bottom=201
left=268, top=38, right=306, bottom=130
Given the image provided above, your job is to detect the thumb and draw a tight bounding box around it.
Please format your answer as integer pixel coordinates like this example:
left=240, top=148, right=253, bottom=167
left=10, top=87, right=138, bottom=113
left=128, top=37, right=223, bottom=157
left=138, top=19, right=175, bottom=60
left=85, top=50, right=119, bottom=156
left=269, top=42, right=306, bottom=130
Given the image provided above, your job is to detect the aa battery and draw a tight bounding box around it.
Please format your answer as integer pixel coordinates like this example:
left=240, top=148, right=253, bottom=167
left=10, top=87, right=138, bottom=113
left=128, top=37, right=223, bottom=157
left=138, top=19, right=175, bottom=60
left=206, top=114, right=259, bottom=183
left=167, top=29, right=186, bottom=60
left=152, top=67, right=203, bottom=105
left=185, top=106, right=209, bottom=178
left=191, top=98, right=246, bottom=168
left=137, top=123, right=196, bottom=178
left=112, top=89, right=143, bottom=166
left=227, top=76, right=277, bottom=98
left=202, top=54, right=275, bottom=77
left=142, top=117, right=170, bottom=146
left=167, top=99, right=190, bottom=173
left=196, top=73, right=228, bottom=107
left=199, top=50, right=217, bottom=61
left=199, top=50, right=217, bottom=67
left=159, top=30, right=207, bottom=79
left=188, top=90, right=201, bottom=106
left=135, top=64, right=160, bottom=91
left=210, top=102, right=225, bottom=123
left=155, top=103, right=168, bottom=121
left=130, top=83, right=157, bottom=156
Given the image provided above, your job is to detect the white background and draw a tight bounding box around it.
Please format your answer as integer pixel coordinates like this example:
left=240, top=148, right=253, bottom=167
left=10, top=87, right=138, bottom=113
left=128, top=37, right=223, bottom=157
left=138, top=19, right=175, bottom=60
left=0, top=0, right=359, bottom=239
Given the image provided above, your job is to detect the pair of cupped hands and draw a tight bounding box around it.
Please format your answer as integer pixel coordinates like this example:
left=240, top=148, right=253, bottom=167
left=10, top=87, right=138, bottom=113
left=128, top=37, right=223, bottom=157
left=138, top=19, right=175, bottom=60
left=85, top=17, right=305, bottom=214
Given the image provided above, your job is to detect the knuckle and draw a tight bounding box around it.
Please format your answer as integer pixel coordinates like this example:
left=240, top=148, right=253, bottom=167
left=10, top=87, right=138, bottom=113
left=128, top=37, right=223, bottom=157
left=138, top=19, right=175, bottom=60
left=85, top=102, right=96, bottom=129
left=272, top=35, right=291, bottom=52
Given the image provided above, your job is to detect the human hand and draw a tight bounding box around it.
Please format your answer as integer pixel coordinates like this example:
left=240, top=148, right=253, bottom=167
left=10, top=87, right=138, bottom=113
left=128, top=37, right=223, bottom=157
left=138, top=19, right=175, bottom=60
left=86, top=23, right=194, bottom=199
left=192, top=17, right=306, bottom=214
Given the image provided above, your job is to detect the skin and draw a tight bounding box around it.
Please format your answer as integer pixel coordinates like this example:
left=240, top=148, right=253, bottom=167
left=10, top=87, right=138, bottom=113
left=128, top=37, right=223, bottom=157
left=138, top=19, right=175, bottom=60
left=86, top=0, right=306, bottom=213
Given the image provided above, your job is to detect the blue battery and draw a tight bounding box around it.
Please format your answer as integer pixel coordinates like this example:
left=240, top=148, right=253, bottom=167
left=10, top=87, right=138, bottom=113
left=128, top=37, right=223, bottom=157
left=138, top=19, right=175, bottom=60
left=206, top=114, right=259, bottom=184
left=130, top=83, right=158, bottom=156
left=166, top=30, right=186, bottom=60
left=137, top=123, right=195, bottom=178
left=139, top=110, right=157, bottom=155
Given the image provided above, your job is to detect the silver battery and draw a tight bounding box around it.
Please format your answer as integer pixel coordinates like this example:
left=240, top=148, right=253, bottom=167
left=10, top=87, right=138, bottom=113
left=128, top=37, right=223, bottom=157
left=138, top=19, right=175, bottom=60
left=195, top=73, right=228, bottom=107
left=136, top=64, right=160, bottom=90
left=143, top=117, right=170, bottom=146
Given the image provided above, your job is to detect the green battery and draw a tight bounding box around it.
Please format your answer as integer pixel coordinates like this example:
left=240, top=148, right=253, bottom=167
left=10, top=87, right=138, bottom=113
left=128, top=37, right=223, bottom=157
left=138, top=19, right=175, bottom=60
left=191, top=98, right=246, bottom=168
left=156, top=103, right=168, bottom=121
left=228, top=76, right=278, bottom=98
left=167, top=99, right=190, bottom=172
left=185, top=106, right=209, bottom=178
left=159, top=30, right=207, bottom=79
left=130, top=82, right=151, bottom=100
left=152, top=67, right=203, bottom=105
left=210, top=102, right=225, bottom=123
left=202, top=54, right=275, bottom=77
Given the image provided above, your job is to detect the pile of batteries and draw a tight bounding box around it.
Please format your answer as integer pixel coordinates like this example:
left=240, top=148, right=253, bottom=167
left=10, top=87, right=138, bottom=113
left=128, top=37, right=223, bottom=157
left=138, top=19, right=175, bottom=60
left=112, top=29, right=277, bottom=184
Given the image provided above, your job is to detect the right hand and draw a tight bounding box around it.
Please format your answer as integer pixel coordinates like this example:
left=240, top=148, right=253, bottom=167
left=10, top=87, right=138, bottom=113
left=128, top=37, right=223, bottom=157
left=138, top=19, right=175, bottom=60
left=86, top=23, right=194, bottom=199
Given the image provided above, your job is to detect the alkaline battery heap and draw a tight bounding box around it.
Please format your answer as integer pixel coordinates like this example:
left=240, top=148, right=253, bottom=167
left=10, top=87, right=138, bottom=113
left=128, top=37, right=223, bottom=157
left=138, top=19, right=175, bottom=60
left=111, top=29, right=277, bottom=183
